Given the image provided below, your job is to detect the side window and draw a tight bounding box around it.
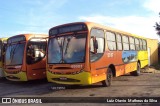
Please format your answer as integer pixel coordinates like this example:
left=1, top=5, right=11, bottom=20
left=129, top=37, right=135, bottom=50
left=139, top=39, right=143, bottom=50
left=26, top=38, right=47, bottom=64
left=116, top=34, right=122, bottom=50
left=135, top=38, right=139, bottom=50
left=96, top=38, right=104, bottom=53
left=142, top=39, right=147, bottom=50
left=90, top=28, right=104, bottom=62
left=106, top=31, right=116, bottom=50
left=90, top=37, right=104, bottom=53
left=122, top=35, right=129, bottom=50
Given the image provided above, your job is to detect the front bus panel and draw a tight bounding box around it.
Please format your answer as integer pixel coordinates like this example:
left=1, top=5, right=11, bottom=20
left=4, top=35, right=27, bottom=81
left=47, top=23, right=92, bottom=85
left=4, top=35, right=47, bottom=81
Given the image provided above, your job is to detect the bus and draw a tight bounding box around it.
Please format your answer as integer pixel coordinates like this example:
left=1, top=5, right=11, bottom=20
left=47, top=22, right=148, bottom=86
left=0, top=38, right=7, bottom=77
left=4, top=34, right=48, bottom=81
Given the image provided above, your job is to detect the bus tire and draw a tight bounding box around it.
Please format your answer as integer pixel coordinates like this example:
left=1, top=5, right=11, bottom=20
left=102, top=68, right=113, bottom=87
left=130, top=63, right=141, bottom=76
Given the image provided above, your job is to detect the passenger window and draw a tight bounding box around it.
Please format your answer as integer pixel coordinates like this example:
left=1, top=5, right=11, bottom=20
left=116, top=34, right=122, bottom=50
left=129, top=37, right=135, bottom=50
left=26, top=38, right=47, bottom=64
left=142, top=39, right=147, bottom=50
left=139, top=39, right=143, bottom=50
left=106, top=31, right=116, bottom=50
left=97, top=37, right=104, bottom=53
left=135, top=38, right=140, bottom=50
left=122, top=35, right=129, bottom=50
left=90, top=28, right=104, bottom=62
left=90, top=38, right=94, bottom=53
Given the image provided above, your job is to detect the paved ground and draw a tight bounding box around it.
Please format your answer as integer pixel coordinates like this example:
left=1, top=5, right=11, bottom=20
left=0, top=67, right=160, bottom=106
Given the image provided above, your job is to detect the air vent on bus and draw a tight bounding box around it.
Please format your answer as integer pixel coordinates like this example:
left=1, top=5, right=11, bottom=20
left=7, top=67, right=16, bottom=69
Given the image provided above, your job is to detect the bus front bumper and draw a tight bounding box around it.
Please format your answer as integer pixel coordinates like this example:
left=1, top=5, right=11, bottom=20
left=4, top=71, right=28, bottom=81
left=47, top=71, right=92, bottom=85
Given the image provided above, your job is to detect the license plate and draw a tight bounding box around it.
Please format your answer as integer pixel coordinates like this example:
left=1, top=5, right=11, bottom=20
left=60, top=77, right=67, bottom=80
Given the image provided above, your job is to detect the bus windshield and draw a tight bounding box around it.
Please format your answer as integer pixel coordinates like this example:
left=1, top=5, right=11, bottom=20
left=5, top=43, right=25, bottom=65
left=48, top=34, right=86, bottom=63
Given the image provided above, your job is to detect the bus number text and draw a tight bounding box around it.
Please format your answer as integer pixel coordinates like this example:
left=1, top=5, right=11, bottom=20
left=71, top=65, right=83, bottom=68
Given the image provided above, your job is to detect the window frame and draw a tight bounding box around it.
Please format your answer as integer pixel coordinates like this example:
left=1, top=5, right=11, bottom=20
left=142, top=39, right=147, bottom=51
left=135, top=38, right=140, bottom=51
left=139, top=39, right=143, bottom=50
left=106, top=31, right=117, bottom=51
left=129, top=36, right=135, bottom=50
left=122, top=35, right=129, bottom=51
left=116, top=33, right=123, bottom=51
left=90, top=28, right=105, bottom=62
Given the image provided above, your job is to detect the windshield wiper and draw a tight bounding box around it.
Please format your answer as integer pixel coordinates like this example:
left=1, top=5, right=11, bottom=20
left=64, top=37, right=71, bottom=55
left=10, top=43, right=19, bottom=64
left=55, top=38, right=65, bottom=63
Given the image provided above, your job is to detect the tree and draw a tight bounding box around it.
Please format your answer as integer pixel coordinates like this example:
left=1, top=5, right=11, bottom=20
left=155, top=12, right=160, bottom=36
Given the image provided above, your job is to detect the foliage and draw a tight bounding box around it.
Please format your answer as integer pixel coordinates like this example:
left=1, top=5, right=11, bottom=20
left=155, top=13, right=160, bottom=35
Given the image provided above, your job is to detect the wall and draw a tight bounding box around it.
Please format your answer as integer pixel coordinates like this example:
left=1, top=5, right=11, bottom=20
left=147, top=39, right=158, bottom=65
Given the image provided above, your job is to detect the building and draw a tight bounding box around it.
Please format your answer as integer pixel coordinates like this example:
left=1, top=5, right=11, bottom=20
left=147, top=39, right=158, bottom=65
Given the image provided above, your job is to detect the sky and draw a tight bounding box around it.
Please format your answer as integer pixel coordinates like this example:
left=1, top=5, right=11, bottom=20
left=0, top=0, right=160, bottom=40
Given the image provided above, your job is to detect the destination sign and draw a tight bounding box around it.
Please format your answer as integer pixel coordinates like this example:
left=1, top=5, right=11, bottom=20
left=49, top=24, right=87, bottom=36
left=8, top=35, right=26, bottom=44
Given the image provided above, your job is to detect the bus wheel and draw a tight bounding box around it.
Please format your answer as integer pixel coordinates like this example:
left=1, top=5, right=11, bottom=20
left=102, top=68, right=113, bottom=87
left=130, top=63, right=141, bottom=76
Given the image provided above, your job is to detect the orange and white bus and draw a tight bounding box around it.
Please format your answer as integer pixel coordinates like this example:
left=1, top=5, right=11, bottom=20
left=47, top=22, right=148, bottom=86
left=4, top=34, right=48, bottom=81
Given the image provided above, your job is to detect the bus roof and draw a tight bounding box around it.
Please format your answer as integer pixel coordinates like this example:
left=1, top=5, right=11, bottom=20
left=8, top=34, right=48, bottom=41
left=50, top=22, right=148, bottom=39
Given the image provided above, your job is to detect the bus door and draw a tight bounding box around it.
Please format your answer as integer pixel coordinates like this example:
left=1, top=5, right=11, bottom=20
left=90, top=29, right=105, bottom=83
left=26, top=38, right=47, bottom=80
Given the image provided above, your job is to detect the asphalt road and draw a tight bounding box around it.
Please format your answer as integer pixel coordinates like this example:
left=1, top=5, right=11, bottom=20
left=0, top=68, right=160, bottom=106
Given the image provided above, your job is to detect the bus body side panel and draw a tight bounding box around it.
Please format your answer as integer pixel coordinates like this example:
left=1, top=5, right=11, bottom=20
left=115, top=51, right=125, bottom=77
left=124, top=62, right=137, bottom=74
left=91, top=51, right=120, bottom=84
left=26, top=58, right=46, bottom=80
left=121, top=51, right=138, bottom=74
left=115, top=65, right=125, bottom=77
left=138, top=51, right=148, bottom=68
